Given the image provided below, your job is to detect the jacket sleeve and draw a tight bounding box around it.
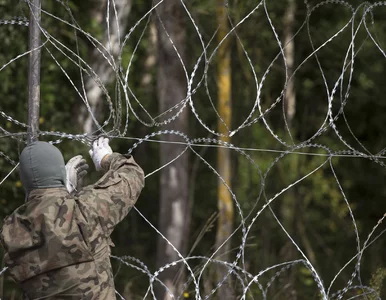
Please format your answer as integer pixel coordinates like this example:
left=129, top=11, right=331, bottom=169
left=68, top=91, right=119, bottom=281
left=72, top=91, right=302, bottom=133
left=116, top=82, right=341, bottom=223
left=77, top=153, right=144, bottom=236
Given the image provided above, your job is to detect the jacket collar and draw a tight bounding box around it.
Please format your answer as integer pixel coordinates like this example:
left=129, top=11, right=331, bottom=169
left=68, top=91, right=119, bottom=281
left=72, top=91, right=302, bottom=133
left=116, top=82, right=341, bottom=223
left=27, top=187, right=68, bottom=202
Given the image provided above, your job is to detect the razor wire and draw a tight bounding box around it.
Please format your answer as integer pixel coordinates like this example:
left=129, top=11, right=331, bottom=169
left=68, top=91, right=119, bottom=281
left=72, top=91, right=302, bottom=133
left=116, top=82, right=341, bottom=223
left=0, top=0, right=386, bottom=299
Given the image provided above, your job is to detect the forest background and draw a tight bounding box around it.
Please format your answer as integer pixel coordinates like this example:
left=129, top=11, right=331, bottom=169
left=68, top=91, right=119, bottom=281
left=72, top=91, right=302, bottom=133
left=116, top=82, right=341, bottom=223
left=0, top=0, right=386, bottom=299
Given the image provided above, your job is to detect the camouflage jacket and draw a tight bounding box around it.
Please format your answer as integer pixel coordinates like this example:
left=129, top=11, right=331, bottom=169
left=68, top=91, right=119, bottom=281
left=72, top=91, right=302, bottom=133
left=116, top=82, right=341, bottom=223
left=0, top=153, right=144, bottom=299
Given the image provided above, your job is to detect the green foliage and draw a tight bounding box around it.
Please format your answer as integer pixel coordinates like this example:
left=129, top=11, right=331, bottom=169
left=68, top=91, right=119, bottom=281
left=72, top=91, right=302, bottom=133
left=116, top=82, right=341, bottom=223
left=1, top=0, right=386, bottom=298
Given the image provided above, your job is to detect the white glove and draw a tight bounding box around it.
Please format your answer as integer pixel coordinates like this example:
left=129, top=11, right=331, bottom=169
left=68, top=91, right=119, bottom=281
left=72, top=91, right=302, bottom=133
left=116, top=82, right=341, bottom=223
left=89, top=137, right=113, bottom=171
left=65, top=155, right=89, bottom=193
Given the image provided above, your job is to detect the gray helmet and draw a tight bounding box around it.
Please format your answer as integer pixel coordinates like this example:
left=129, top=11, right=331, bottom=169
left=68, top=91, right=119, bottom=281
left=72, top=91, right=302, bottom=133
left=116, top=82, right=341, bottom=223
left=19, top=141, right=66, bottom=193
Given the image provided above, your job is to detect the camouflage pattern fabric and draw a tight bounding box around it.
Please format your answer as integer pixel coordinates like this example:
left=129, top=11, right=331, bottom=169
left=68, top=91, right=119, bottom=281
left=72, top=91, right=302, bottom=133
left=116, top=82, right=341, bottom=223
left=0, top=153, right=145, bottom=299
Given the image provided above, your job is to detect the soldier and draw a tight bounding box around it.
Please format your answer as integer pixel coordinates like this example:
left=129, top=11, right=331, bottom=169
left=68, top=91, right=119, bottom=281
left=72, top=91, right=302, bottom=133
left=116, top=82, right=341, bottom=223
left=0, top=137, right=145, bottom=299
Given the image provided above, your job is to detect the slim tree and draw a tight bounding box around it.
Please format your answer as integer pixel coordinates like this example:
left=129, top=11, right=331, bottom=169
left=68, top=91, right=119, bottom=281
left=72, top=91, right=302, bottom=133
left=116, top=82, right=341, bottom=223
left=280, top=2, right=312, bottom=297
left=215, top=0, right=234, bottom=298
left=283, top=0, right=296, bottom=127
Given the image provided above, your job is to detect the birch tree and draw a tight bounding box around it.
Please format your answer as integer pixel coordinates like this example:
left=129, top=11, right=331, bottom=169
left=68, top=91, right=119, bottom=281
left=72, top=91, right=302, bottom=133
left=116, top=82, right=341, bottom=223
left=78, top=0, right=132, bottom=134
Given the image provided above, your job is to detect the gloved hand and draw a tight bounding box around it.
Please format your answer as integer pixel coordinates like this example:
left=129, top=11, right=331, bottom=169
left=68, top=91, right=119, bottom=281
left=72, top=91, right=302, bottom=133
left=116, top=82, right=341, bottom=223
left=89, top=137, right=113, bottom=171
left=65, top=155, right=89, bottom=193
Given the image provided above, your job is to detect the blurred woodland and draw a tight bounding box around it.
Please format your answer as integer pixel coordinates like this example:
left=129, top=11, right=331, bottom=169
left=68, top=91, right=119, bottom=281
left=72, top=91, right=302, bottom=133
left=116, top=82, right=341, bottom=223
left=0, top=0, right=386, bottom=299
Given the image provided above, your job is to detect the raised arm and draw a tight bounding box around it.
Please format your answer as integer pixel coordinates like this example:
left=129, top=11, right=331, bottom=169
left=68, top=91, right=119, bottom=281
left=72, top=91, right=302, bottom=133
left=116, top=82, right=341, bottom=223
left=77, top=138, right=145, bottom=235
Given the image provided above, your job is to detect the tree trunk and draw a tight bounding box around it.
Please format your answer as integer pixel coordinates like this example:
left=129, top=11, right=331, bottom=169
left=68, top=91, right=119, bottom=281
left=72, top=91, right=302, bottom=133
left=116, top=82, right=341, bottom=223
left=279, top=2, right=299, bottom=297
left=134, top=22, right=157, bottom=167
left=283, top=0, right=296, bottom=128
left=155, top=1, right=189, bottom=299
left=78, top=0, right=132, bottom=134
left=215, top=1, right=234, bottom=299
